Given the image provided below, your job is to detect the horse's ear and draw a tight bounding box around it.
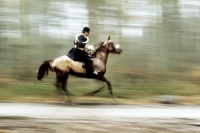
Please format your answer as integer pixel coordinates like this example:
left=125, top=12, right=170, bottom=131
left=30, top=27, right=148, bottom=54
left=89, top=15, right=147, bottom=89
left=108, top=35, right=111, bottom=41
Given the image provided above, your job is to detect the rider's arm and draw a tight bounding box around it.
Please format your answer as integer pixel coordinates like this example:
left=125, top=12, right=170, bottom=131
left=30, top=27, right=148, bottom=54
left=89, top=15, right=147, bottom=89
left=85, top=44, right=94, bottom=50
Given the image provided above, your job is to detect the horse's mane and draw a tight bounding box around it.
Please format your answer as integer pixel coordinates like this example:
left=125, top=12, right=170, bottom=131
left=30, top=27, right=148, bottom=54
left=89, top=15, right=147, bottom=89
left=91, top=41, right=106, bottom=56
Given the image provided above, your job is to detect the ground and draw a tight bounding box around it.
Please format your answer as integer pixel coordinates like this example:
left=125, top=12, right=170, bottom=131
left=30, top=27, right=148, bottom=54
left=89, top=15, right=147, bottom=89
left=1, top=103, right=200, bottom=133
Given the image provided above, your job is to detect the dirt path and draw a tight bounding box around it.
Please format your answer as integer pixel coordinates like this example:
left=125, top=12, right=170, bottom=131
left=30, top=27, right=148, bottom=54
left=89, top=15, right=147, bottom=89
left=1, top=103, right=200, bottom=133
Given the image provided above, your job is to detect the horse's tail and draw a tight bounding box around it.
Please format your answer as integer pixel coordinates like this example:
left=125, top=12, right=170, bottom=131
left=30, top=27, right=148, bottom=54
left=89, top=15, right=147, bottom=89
left=37, top=60, right=54, bottom=80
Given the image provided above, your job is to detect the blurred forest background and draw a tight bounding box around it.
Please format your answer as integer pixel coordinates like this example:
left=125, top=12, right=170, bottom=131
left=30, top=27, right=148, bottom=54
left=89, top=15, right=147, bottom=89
left=0, top=0, right=200, bottom=103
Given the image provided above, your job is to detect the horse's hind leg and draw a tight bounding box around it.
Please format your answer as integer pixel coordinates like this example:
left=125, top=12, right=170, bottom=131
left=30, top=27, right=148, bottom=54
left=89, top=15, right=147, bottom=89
left=60, top=74, right=72, bottom=102
left=54, top=75, right=62, bottom=90
left=54, top=75, right=62, bottom=97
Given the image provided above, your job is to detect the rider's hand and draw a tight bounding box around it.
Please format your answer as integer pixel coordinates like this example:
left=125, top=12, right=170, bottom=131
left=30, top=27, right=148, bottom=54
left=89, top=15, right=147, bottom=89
left=86, top=45, right=94, bottom=50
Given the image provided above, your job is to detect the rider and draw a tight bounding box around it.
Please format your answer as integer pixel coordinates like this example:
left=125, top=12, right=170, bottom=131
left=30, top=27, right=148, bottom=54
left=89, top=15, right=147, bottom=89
left=68, top=27, right=98, bottom=78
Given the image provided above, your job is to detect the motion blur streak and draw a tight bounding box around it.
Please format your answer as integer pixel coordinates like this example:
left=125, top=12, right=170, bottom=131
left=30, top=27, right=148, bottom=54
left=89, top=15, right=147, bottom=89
left=1, top=0, right=200, bottom=132
left=0, top=0, right=200, bottom=99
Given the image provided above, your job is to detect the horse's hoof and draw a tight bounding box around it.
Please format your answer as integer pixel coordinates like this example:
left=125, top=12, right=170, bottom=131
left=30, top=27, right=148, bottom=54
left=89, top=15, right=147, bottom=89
left=113, top=97, right=117, bottom=102
left=54, top=83, right=61, bottom=88
left=68, top=92, right=74, bottom=96
left=66, top=100, right=75, bottom=105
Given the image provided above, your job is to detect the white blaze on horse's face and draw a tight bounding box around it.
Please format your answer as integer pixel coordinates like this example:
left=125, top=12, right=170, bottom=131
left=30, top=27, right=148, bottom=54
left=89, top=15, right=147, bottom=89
left=115, top=44, right=120, bottom=49
left=114, top=43, right=123, bottom=54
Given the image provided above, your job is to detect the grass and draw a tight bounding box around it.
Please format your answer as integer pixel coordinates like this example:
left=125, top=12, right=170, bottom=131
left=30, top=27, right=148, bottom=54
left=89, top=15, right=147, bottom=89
left=0, top=82, right=55, bottom=100
left=1, top=75, right=200, bottom=104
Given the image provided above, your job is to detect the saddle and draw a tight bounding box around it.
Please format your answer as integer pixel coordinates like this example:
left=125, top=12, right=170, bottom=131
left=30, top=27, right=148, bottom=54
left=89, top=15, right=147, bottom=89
left=67, top=47, right=88, bottom=69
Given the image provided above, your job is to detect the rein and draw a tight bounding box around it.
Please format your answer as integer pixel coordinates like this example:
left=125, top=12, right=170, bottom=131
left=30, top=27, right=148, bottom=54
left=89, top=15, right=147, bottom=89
left=93, top=41, right=102, bottom=47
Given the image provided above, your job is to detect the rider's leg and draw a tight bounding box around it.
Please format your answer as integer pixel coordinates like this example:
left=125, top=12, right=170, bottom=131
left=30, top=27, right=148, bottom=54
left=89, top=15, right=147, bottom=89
left=74, top=49, right=98, bottom=78
left=84, top=59, right=94, bottom=77
left=83, top=52, right=98, bottom=78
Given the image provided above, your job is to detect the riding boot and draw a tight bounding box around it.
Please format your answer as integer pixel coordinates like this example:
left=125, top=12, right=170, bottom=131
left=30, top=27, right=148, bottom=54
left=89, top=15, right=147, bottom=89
left=85, top=58, right=99, bottom=78
left=85, top=61, right=93, bottom=78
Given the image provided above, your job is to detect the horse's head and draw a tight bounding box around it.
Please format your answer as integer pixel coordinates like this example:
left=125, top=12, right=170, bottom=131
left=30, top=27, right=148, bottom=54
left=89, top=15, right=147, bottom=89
left=102, top=36, right=123, bottom=54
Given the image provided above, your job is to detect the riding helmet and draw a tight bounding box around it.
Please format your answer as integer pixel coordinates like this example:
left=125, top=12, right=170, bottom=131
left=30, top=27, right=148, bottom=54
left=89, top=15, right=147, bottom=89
left=82, top=27, right=90, bottom=33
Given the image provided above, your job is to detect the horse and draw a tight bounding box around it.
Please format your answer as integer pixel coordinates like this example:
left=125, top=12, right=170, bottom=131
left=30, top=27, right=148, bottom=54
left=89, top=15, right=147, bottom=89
left=37, top=36, right=123, bottom=101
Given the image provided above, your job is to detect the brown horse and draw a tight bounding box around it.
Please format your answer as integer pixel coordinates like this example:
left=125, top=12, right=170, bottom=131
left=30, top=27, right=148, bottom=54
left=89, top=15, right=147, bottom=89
left=37, top=36, right=123, bottom=101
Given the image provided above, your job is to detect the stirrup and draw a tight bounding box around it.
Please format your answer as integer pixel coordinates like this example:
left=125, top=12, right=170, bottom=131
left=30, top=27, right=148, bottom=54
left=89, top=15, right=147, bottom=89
left=93, top=71, right=98, bottom=75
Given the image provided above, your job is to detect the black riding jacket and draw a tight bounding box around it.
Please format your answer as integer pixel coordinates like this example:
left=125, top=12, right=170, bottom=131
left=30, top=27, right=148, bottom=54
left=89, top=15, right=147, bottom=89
left=75, top=33, right=88, bottom=48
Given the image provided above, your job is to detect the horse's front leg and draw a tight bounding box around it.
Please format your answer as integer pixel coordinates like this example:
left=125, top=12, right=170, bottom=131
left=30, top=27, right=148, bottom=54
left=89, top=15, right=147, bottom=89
left=106, top=80, right=116, bottom=101
left=97, top=74, right=116, bottom=101
left=84, top=85, right=105, bottom=96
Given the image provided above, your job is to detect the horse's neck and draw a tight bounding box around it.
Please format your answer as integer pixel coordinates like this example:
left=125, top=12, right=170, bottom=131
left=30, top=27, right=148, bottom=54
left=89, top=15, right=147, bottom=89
left=94, top=47, right=109, bottom=64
